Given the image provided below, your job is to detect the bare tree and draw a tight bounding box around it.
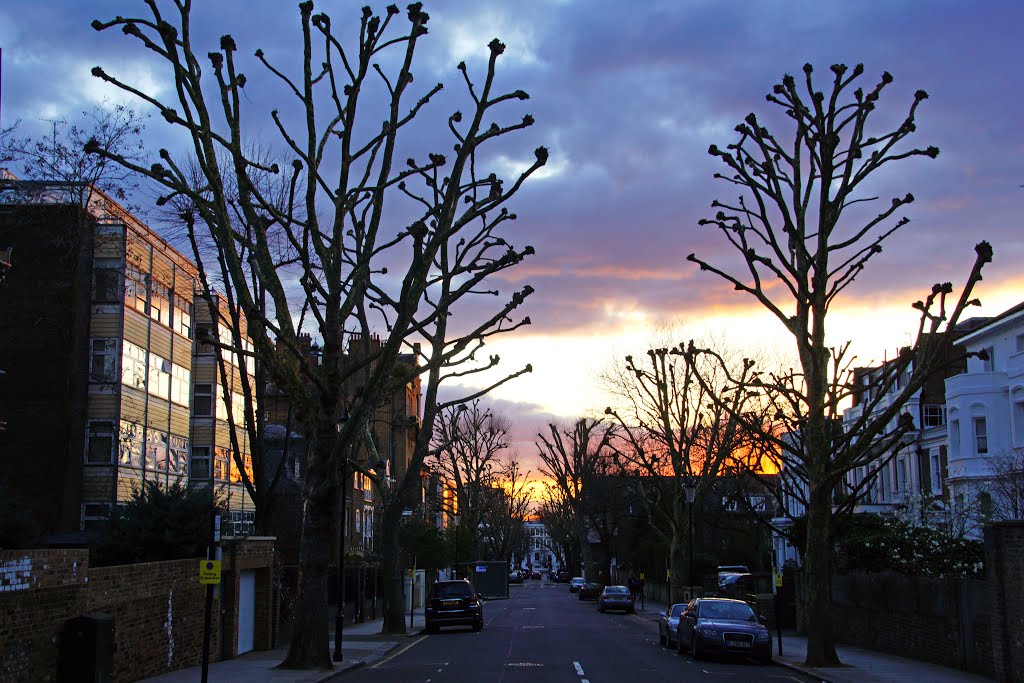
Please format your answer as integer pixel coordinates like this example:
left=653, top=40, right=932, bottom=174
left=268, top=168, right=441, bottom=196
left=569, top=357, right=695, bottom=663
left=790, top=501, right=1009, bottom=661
left=536, top=418, right=615, bottom=581
left=603, top=340, right=765, bottom=602
left=88, top=3, right=543, bottom=667
left=684, top=63, right=991, bottom=666
left=536, top=485, right=579, bottom=573
left=985, top=448, right=1024, bottom=521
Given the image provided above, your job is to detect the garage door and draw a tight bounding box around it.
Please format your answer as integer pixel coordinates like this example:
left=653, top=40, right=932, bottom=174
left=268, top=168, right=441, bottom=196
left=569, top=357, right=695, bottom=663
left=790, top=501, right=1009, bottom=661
left=237, top=570, right=256, bottom=654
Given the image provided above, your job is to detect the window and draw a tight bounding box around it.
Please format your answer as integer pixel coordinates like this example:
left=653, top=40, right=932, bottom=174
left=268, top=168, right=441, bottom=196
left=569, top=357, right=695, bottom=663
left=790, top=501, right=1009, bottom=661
left=82, top=502, right=112, bottom=531
left=121, top=340, right=147, bottom=390
left=92, top=259, right=121, bottom=303
left=191, top=446, right=211, bottom=479
left=169, top=434, right=188, bottom=475
left=930, top=449, right=945, bottom=493
left=973, top=416, right=988, bottom=454
left=148, top=355, right=171, bottom=400
left=216, top=388, right=229, bottom=421
left=170, top=364, right=190, bottom=406
left=150, top=281, right=170, bottom=327
left=229, top=453, right=254, bottom=484
left=146, top=429, right=168, bottom=471
left=1013, top=389, right=1024, bottom=446
left=214, top=447, right=231, bottom=481
left=125, top=265, right=148, bottom=314
left=983, top=346, right=995, bottom=372
left=172, top=293, right=192, bottom=339
left=950, top=419, right=961, bottom=459
left=86, top=422, right=115, bottom=464
left=1016, top=334, right=1024, bottom=354
left=119, top=421, right=144, bottom=467
left=923, top=405, right=945, bottom=428
left=194, top=384, right=213, bottom=416
left=90, top=338, right=118, bottom=382
left=896, top=458, right=907, bottom=494
left=195, top=323, right=214, bottom=353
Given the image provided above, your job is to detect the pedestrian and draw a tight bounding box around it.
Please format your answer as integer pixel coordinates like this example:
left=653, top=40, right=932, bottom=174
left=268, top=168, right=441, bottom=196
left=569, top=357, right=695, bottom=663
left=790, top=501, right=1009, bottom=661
left=627, top=575, right=638, bottom=601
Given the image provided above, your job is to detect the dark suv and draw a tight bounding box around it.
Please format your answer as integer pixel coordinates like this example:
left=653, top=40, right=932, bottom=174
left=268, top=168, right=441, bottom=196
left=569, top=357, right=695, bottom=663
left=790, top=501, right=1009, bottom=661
left=425, top=580, right=484, bottom=633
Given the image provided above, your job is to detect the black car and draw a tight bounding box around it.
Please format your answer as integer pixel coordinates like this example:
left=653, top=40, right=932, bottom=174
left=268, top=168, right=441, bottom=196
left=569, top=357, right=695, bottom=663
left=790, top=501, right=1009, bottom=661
left=676, top=597, right=771, bottom=663
left=577, top=582, right=602, bottom=601
left=425, top=579, right=484, bottom=633
left=553, top=570, right=570, bottom=583
left=508, top=570, right=524, bottom=585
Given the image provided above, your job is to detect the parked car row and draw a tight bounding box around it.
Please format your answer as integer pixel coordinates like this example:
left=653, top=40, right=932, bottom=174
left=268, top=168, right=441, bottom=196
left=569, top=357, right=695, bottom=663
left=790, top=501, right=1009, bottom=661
left=659, top=597, right=772, bottom=664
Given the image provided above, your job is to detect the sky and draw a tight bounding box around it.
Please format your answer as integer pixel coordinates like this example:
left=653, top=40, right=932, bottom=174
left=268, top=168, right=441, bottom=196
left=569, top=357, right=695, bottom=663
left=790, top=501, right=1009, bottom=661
left=2, top=0, right=1023, bottom=466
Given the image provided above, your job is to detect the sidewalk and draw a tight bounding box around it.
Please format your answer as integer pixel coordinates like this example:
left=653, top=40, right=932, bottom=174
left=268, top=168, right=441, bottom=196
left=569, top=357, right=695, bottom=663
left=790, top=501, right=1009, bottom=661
left=638, top=597, right=991, bottom=683
left=137, top=612, right=425, bottom=683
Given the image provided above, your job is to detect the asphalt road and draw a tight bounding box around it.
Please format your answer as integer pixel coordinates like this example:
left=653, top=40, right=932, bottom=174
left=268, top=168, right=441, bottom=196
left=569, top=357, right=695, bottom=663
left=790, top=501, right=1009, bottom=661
left=346, top=580, right=818, bottom=683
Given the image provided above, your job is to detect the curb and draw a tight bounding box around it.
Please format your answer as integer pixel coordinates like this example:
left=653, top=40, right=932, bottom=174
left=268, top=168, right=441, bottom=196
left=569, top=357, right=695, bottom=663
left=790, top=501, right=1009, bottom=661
left=771, top=658, right=835, bottom=683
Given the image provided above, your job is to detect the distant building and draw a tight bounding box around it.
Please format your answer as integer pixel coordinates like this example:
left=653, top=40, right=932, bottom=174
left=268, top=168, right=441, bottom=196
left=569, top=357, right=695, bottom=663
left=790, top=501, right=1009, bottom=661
left=524, top=520, right=557, bottom=570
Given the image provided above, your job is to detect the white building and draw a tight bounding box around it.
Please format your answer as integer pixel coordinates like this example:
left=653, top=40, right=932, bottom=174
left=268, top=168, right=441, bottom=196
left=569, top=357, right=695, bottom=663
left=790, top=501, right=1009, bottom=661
left=944, top=301, right=1024, bottom=533
left=523, top=520, right=558, bottom=571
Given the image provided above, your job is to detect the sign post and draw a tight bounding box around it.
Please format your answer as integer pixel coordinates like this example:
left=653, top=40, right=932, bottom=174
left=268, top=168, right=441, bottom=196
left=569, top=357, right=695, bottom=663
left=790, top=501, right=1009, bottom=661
left=773, top=566, right=783, bottom=656
left=200, top=512, right=221, bottom=683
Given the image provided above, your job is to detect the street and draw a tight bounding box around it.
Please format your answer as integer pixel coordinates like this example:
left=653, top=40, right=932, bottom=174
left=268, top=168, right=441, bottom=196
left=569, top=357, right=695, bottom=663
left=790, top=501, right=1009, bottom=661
left=347, top=580, right=818, bottom=683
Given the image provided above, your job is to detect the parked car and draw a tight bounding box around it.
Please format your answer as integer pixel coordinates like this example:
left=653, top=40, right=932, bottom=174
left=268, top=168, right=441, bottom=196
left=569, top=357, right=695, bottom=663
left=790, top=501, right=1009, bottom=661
left=508, top=570, right=524, bottom=585
left=569, top=577, right=586, bottom=593
left=658, top=602, right=687, bottom=647
left=577, top=582, right=602, bottom=601
left=554, top=570, right=571, bottom=583
left=424, top=579, right=484, bottom=633
left=597, top=585, right=635, bottom=613
left=530, top=570, right=542, bottom=580
left=676, top=597, right=771, bottom=663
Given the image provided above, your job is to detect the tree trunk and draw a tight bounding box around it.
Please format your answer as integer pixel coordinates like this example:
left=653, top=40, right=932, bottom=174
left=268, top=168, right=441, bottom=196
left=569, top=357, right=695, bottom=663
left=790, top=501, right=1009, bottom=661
left=380, top=504, right=408, bottom=634
left=279, top=487, right=333, bottom=669
left=575, top=514, right=595, bottom=581
left=803, top=482, right=839, bottom=667
left=669, top=532, right=687, bottom=603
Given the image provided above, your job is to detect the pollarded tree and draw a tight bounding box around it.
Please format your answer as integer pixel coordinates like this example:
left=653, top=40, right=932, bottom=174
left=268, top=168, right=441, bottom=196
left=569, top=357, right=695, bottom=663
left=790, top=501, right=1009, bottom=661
left=89, top=3, right=543, bottom=667
left=685, top=63, right=991, bottom=666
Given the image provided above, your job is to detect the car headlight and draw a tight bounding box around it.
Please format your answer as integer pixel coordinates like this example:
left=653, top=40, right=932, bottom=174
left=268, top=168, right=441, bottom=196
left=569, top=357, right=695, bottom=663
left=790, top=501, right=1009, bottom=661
left=755, top=627, right=770, bottom=640
left=698, top=628, right=720, bottom=638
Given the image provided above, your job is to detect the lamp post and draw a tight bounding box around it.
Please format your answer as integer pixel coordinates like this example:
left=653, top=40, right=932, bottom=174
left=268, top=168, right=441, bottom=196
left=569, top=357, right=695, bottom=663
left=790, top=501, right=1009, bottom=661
left=453, top=513, right=460, bottom=579
left=334, top=414, right=350, bottom=663
left=683, top=482, right=697, bottom=597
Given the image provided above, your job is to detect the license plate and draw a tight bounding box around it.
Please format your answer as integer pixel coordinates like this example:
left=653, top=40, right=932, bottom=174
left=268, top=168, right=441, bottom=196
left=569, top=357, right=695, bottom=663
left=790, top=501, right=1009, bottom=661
left=442, top=600, right=458, bottom=606
left=729, top=641, right=751, bottom=648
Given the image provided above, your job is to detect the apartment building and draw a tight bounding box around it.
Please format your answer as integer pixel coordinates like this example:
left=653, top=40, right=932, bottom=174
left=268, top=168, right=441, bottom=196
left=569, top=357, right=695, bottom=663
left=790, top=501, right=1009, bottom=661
left=0, top=178, right=198, bottom=533
left=190, top=292, right=256, bottom=532
left=945, top=301, right=1024, bottom=531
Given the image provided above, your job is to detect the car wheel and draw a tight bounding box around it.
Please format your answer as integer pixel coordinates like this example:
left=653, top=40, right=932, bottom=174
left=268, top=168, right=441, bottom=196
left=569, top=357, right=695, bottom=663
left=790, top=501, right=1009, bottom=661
left=691, top=635, right=702, bottom=660
left=627, top=607, right=635, bottom=615
left=759, top=652, right=772, bottom=664
left=659, top=628, right=666, bottom=646
left=473, top=619, right=483, bottom=632
left=426, top=623, right=439, bottom=634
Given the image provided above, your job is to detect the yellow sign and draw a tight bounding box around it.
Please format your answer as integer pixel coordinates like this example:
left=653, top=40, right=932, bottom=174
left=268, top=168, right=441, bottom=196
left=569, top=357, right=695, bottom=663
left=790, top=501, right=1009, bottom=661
left=639, top=572, right=645, bottom=580
left=774, top=571, right=783, bottom=588
left=199, top=560, right=222, bottom=585
left=666, top=570, right=671, bottom=579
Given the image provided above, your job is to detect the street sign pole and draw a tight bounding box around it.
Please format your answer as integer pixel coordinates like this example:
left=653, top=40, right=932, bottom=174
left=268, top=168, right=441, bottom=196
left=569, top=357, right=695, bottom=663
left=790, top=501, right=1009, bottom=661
left=200, top=512, right=221, bottom=683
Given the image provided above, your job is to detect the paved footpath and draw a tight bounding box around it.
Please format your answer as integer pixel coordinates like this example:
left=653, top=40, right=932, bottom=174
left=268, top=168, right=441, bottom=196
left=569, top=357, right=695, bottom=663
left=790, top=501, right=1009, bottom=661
left=137, top=613, right=424, bottom=683
left=639, top=596, right=992, bottom=683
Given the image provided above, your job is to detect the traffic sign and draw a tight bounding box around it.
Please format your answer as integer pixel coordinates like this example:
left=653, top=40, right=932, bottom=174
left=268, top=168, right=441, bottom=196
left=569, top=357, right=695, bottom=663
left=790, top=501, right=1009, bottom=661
left=199, top=560, right=221, bottom=585
left=639, top=572, right=645, bottom=580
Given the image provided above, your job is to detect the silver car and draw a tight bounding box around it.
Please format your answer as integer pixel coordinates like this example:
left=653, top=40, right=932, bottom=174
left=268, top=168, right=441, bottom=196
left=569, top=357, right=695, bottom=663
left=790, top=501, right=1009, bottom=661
left=658, top=603, right=687, bottom=647
left=597, top=585, right=635, bottom=613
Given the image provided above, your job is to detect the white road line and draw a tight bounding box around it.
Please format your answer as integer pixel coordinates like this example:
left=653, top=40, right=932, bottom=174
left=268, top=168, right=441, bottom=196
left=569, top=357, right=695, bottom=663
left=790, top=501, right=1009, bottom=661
left=581, top=680, right=589, bottom=683
left=573, top=660, right=585, bottom=676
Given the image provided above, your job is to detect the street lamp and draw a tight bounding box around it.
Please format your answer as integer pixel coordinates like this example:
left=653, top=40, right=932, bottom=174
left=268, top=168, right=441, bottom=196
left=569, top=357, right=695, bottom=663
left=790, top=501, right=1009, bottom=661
left=452, top=513, right=460, bottom=579
left=683, top=482, right=697, bottom=597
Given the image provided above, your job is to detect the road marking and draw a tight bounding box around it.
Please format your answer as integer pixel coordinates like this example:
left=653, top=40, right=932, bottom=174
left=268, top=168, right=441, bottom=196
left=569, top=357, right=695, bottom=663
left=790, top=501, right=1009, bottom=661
left=573, top=660, right=585, bottom=676
left=506, top=662, right=544, bottom=667
left=367, top=635, right=427, bottom=668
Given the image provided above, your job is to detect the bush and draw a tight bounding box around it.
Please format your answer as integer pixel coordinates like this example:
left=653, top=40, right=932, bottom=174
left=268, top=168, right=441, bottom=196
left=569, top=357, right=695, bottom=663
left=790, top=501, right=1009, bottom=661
left=90, top=481, right=221, bottom=566
left=835, top=514, right=983, bottom=578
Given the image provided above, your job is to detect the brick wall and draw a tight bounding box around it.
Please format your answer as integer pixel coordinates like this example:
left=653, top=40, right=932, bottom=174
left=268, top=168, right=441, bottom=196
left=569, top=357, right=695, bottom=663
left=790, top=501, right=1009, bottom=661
left=795, top=571, right=992, bottom=677
left=0, top=550, right=88, bottom=683
left=87, top=558, right=220, bottom=682
left=0, top=538, right=275, bottom=683
left=985, top=520, right=1024, bottom=683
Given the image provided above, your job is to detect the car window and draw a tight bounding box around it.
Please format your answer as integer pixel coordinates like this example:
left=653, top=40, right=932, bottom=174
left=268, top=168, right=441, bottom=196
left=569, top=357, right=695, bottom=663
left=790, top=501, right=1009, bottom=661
left=605, top=586, right=629, bottom=595
left=698, top=601, right=755, bottom=620
left=670, top=604, right=685, bottom=617
left=432, top=582, right=472, bottom=599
